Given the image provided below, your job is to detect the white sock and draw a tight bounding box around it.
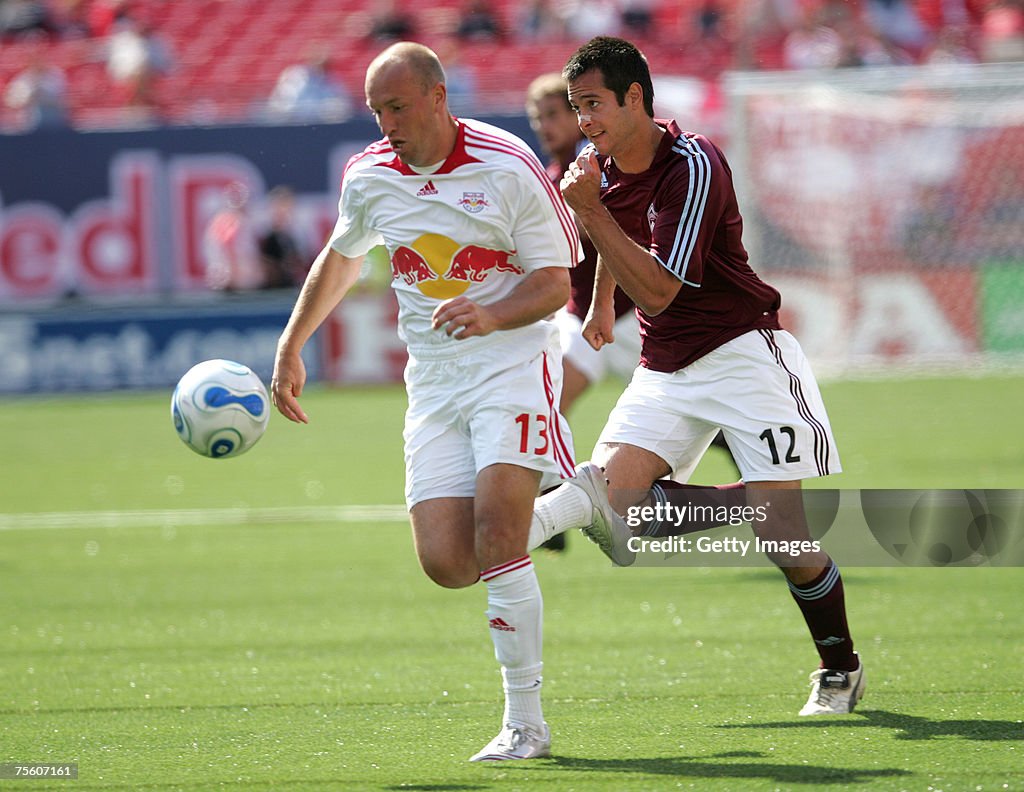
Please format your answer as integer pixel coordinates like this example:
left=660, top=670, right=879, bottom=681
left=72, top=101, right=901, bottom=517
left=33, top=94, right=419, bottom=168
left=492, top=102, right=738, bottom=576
left=481, top=557, right=544, bottom=730
left=527, top=483, right=593, bottom=551
left=502, top=664, right=544, bottom=730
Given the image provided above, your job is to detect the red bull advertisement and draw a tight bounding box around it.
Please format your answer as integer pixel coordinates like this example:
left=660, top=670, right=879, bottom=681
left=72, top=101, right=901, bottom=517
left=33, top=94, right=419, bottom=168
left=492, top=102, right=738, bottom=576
left=0, top=117, right=538, bottom=307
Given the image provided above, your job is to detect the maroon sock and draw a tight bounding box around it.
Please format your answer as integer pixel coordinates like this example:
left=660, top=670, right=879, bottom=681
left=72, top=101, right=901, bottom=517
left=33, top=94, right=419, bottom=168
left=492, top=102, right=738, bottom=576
left=640, top=479, right=747, bottom=537
left=788, top=560, right=857, bottom=671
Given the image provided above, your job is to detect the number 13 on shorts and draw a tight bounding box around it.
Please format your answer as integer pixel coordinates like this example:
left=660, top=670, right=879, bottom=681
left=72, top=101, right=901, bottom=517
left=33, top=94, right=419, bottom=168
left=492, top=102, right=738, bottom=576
left=515, top=413, right=550, bottom=455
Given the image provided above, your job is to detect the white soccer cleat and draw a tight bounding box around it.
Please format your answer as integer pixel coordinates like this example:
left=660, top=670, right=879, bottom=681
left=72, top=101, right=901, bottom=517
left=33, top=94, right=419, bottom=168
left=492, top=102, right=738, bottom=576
left=799, top=653, right=866, bottom=715
left=468, top=722, right=551, bottom=762
left=570, top=462, right=636, bottom=567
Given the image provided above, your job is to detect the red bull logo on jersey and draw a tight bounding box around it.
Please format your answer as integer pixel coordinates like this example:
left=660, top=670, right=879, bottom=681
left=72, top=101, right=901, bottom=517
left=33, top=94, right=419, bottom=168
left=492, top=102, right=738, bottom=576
left=457, top=192, right=490, bottom=214
left=444, top=245, right=524, bottom=283
left=390, top=233, right=519, bottom=299
left=391, top=245, right=438, bottom=285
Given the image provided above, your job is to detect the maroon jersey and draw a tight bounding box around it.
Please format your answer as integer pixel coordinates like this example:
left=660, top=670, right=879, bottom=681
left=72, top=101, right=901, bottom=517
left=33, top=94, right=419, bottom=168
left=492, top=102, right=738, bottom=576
left=598, top=120, right=781, bottom=372
left=545, top=160, right=633, bottom=321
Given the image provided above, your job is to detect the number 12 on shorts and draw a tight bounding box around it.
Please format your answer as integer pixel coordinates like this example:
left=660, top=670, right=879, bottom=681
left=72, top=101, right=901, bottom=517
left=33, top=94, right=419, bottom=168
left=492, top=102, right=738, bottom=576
left=760, top=426, right=801, bottom=465
left=515, top=413, right=550, bottom=455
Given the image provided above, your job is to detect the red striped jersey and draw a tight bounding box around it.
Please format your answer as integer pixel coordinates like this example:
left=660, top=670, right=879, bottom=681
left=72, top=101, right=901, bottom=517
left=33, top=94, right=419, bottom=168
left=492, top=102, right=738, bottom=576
left=597, top=119, right=781, bottom=372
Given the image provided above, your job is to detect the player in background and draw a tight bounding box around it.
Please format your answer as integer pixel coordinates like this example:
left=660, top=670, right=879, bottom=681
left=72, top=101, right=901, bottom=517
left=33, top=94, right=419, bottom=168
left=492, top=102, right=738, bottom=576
left=547, top=36, right=865, bottom=717
left=271, top=42, right=619, bottom=762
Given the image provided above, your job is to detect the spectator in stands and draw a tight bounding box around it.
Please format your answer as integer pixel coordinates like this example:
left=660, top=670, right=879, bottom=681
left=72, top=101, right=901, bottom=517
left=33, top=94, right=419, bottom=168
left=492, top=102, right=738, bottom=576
left=864, top=0, right=929, bottom=56
left=561, top=0, right=620, bottom=40
left=105, top=13, right=173, bottom=120
left=0, top=0, right=57, bottom=39
left=455, top=0, right=503, bottom=40
left=782, top=9, right=844, bottom=68
left=204, top=182, right=265, bottom=292
left=267, top=52, right=354, bottom=123
left=734, top=0, right=803, bottom=69
left=434, top=37, right=478, bottom=116
left=688, top=0, right=736, bottom=70
left=515, top=0, right=563, bottom=41
left=620, top=0, right=658, bottom=37
left=697, top=0, right=726, bottom=39
left=87, top=0, right=128, bottom=37
left=258, top=186, right=307, bottom=290
left=923, top=25, right=979, bottom=62
left=979, top=0, right=1024, bottom=61
left=49, top=0, right=92, bottom=38
left=367, top=0, right=415, bottom=41
left=3, top=53, right=68, bottom=130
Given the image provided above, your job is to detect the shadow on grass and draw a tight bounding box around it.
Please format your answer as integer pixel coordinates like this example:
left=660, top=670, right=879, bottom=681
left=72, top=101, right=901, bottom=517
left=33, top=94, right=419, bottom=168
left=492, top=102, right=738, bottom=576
left=544, top=753, right=911, bottom=784
left=717, top=709, right=1024, bottom=741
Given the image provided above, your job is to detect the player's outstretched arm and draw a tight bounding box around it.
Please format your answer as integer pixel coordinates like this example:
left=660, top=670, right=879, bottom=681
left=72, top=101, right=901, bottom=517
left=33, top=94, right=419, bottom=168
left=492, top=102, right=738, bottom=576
left=432, top=266, right=569, bottom=340
left=272, top=245, right=364, bottom=423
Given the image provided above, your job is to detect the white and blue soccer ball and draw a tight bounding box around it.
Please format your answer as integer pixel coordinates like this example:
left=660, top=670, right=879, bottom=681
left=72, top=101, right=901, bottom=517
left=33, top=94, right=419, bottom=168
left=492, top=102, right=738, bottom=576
left=171, top=359, right=270, bottom=458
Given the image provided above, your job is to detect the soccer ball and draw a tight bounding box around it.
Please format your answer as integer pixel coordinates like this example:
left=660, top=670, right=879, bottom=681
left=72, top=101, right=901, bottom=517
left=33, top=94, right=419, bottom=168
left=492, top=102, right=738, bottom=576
left=171, top=359, right=270, bottom=458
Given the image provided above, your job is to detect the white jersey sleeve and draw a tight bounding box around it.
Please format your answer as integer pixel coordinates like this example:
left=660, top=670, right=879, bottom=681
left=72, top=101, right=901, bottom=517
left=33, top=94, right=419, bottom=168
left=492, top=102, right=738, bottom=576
left=509, top=154, right=581, bottom=274
left=329, top=152, right=385, bottom=258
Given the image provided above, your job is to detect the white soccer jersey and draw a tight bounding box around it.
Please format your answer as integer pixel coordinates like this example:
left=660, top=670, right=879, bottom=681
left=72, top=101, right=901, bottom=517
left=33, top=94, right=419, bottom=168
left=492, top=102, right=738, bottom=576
left=329, top=119, right=581, bottom=356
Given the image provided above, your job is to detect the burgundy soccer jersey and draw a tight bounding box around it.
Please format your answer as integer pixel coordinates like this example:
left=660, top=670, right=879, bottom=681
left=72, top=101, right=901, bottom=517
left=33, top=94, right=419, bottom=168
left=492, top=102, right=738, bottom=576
left=597, top=120, right=781, bottom=372
left=545, top=160, right=633, bottom=321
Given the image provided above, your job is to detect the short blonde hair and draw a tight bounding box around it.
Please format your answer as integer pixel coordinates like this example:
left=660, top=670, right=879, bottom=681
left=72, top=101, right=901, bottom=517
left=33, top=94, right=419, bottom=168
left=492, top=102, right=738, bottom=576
left=526, top=72, right=570, bottom=111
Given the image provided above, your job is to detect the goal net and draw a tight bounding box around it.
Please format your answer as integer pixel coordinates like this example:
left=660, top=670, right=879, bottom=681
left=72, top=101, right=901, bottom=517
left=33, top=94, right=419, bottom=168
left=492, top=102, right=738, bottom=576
left=723, top=63, right=1024, bottom=375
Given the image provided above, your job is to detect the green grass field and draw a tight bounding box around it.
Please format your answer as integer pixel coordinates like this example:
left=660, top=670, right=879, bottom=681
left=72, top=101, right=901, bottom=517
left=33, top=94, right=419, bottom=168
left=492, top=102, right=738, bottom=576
left=2, top=375, right=1023, bottom=790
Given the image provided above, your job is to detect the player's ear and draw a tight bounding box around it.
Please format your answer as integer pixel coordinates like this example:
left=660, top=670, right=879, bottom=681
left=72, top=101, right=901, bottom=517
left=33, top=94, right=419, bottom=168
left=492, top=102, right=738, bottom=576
left=626, top=82, right=644, bottom=111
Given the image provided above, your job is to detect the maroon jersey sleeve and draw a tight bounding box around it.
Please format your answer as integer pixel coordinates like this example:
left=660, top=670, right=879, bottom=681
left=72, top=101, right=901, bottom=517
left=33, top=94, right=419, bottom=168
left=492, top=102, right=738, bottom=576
left=648, top=135, right=720, bottom=287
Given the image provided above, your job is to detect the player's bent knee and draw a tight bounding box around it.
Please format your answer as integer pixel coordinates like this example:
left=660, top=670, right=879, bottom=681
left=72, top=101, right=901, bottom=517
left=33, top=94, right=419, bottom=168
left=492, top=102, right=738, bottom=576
left=418, top=556, right=480, bottom=589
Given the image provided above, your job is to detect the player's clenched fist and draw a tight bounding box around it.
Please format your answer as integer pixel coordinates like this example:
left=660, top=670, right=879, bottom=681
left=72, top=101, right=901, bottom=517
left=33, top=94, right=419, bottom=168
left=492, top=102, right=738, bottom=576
left=559, top=151, right=602, bottom=214
left=582, top=300, right=616, bottom=352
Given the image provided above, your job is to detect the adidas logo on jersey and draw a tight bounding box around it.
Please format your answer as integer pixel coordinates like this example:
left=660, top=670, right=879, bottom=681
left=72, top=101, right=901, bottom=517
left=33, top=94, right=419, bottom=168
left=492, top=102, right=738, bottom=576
left=417, top=180, right=438, bottom=196
left=488, top=617, right=516, bottom=632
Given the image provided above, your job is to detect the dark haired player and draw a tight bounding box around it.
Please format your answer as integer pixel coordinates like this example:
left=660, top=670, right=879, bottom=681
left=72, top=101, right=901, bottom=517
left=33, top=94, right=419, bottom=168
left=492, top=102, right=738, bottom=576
left=556, top=36, right=864, bottom=716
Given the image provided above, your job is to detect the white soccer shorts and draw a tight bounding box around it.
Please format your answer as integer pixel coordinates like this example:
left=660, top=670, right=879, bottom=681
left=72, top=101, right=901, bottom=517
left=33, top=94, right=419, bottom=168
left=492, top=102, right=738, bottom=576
left=403, top=334, right=576, bottom=508
left=555, top=307, right=642, bottom=384
left=598, top=329, right=841, bottom=482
